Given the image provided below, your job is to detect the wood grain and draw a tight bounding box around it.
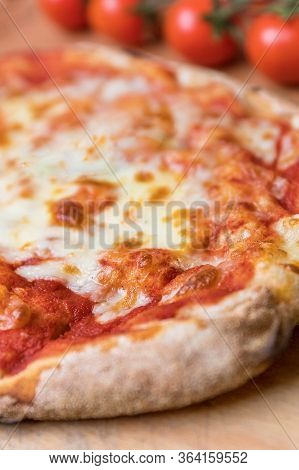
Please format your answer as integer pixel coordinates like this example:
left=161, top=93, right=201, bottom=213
left=0, top=0, right=298, bottom=450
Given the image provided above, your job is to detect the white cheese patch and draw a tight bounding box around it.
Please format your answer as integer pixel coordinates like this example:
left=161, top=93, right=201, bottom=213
left=274, top=216, right=299, bottom=263
left=17, top=250, right=101, bottom=297
left=167, top=94, right=203, bottom=142
left=101, top=76, right=150, bottom=101
left=93, top=291, right=150, bottom=324
left=233, top=118, right=280, bottom=165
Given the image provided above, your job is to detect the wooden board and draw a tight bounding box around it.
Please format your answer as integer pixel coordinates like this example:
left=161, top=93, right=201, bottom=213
left=0, top=0, right=298, bottom=450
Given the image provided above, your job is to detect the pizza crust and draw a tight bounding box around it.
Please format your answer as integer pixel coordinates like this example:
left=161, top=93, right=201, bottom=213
left=0, top=285, right=297, bottom=421
left=80, top=43, right=299, bottom=120
left=0, top=44, right=299, bottom=421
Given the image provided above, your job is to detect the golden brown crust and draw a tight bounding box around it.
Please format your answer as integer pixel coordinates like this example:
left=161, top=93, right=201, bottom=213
left=0, top=44, right=299, bottom=421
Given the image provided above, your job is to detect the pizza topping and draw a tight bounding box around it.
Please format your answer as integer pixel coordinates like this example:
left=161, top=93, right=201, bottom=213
left=149, top=186, right=171, bottom=202
left=97, top=249, right=182, bottom=305
left=50, top=180, right=118, bottom=228
left=0, top=49, right=298, bottom=376
left=233, top=118, right=281, bottom=166
left=178, top=265, right=220, bottom=294
left=163, top=265, right=220, bottom=302
left=134, top=171, right=154, bottom=183
left=278, top=161, right=299, bottom=214
left=277, top=129, right=299, bottom=170
left=0, top=286, right=32, bottom=331
left=50, top=200, right=85, bottom=228
left=0, top=276, right=94, bottom=374
left=191, top=83, right=245, bottom=118
left=271, top=176, right=288, bottom=200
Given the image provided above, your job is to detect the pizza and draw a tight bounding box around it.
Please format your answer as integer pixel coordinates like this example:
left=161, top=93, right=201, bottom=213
left=0, top=44, right=298, bottom=421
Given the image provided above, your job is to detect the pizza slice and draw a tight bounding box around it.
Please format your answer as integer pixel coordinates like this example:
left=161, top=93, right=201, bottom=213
left=0, top=45, right=298, bottom=421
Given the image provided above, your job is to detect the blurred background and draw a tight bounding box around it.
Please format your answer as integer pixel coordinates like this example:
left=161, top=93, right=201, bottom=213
left=1, top=0, right=299, bottom=103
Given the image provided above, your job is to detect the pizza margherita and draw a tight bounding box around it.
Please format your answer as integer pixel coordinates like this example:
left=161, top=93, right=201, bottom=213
left=0, top=44, right=298, bottom=421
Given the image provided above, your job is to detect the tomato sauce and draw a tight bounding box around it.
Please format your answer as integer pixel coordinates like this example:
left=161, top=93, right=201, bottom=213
left=0, top=50, right=118, bottom=92
left=0, top=256, right=255, bottom=375
left=280, top=161, right=299, bottom=214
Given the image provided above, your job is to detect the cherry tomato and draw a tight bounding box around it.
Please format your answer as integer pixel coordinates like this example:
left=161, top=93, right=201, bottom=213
left=87, top=0, right=157, bottom=46
left=38, top=0, right=87, bottom=30
left=163, top=0, right=238, bottom=67
left=245, top=13, right=299, bottom=84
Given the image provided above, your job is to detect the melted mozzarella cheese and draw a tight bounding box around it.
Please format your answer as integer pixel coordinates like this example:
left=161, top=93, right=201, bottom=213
left=274, top=216, right=299, bottom=263
left=1, top=67, right=295, bottom=323
left=0, top=74, right=215, bottom=320
left=101, top=76, right=150, bottom=101
left=233, top=118, right=280, bottom=165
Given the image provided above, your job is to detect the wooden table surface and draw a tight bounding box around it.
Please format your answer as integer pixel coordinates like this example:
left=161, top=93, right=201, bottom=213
left=0, top=0, right=298, bottom=450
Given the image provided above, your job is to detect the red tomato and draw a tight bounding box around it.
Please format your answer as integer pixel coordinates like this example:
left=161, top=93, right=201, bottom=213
left=38, top=0, right=86, bottom=30
left=87, top=0, right=157, bottom=46
left=163, top=0, right=238, bottom=67
left=245, top=14, right=299, bottom=84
